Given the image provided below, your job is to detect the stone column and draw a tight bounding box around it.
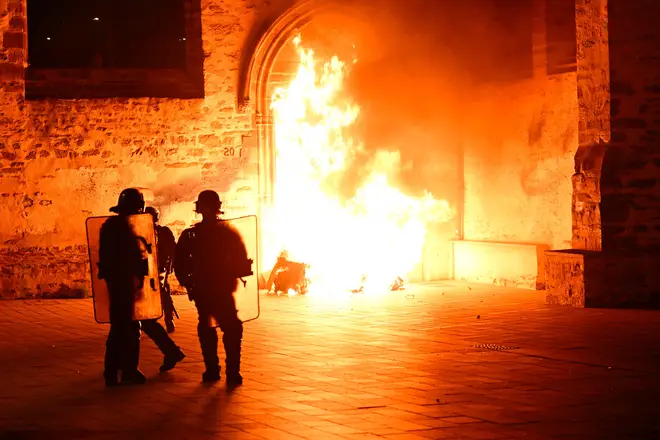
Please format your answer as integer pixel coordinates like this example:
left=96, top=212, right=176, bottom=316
left=547, top=0, right=660, bottom=308
left=544, top=0, right=611, bottom=307
left=0, top=0, right=28, bottom=299
left=572, top=0, right=610, bottom=251
left=255, top=111, right=274, bottom=207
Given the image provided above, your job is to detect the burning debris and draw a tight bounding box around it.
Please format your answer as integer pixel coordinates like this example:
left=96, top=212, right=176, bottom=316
left=265, top=251, right=406, bottom=296
left=266, top=251, right=309, bottom=296
left=260, top=34, right=453, bottom=297
left=352, top=276, right=405, bottom=294
left=349, top=276, right=367, bottom=294
left=390, top=276, right=405, bottom=291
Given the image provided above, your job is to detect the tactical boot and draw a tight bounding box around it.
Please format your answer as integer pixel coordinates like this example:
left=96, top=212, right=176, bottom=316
left=104, top=371, right=119, bottom=387
left=202, top=369, right=221, bottom=383
left=160, top=348, right=186, bottom=373
left=121, top=369, right=147, bottom=385
left=226, top=372, right=243, bottom=386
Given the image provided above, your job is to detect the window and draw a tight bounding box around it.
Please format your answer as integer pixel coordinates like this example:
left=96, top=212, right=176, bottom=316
left=490, top=0, right=535, bottom=81
left=545, top=0, right=577, bottom=75
left=28, top=0, right=187, bottom=69
left=25, top=0, right=203, bottom=99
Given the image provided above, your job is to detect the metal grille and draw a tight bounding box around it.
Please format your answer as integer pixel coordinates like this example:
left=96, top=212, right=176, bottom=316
left=474, top=344, right=519, bottom=351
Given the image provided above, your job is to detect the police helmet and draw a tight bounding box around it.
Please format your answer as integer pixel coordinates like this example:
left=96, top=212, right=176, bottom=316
left=110, top=188, right=145, bottom=214
left=195, top=190, right=224, bottom=214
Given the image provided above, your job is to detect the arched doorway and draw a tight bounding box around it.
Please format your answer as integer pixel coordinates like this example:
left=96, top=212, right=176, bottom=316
left=240, top=0, right=463, bottom=285
left=239, top=0, right=372, bottom=208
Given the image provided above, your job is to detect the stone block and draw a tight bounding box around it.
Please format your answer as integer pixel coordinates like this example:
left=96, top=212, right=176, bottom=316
left=545, top=249, right=586, bottom=307
left=1, top=150, right=15, bottom=160
left=0, top=246, right=90, bottom=299
left=545, top=249, right=660, bottom=308
left=600, top=194, right=631, bottom=221
left=611, top=118, right=648, bottom=129
left=627, top=178, right=656, bottom=189
left=7, top=1, right=21, bottom=13
left=2, top=32, right=22, bottom=49
left=8, top=17, right=23, bottom=31
left=610, top=80, right=636, bottom=95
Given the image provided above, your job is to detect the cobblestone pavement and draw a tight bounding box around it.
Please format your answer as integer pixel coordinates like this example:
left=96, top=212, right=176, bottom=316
left=1, top=282, right=660, bottom=440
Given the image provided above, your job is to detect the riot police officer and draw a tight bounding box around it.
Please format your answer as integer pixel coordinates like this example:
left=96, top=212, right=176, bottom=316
left=145, top=206, right=178, bottom=333
left=174, top=190, right=251, bottom=385
left=98, top=188, right=148, bottom=386
left=138, top=206, right=185, bottom=373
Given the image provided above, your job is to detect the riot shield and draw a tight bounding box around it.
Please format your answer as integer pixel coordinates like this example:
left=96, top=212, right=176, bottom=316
left=86, top=213, right=163, bottom=324
left=230, top=215, right=260, bottom=323
left=207, top=215, right=260, bottom=325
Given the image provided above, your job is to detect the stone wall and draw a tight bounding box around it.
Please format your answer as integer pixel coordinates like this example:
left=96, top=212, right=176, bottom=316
left=544, top=0, right=660, bottom=309
left=545, top=249, right=660, bottom=308
left=459, top=73, right=578, bottom=289
left=3, top=0, right=548, bottom=298
left=462, top=74, right=578, bottom=251
left=10, top=0, right=659, bottom=301
left=571, top=0, right=610, bottom=252
left=601, top=0, right=660, bottom=252
left=0, top=0, right=294, bottom=298
left=457, top=0, right=579, bottom=289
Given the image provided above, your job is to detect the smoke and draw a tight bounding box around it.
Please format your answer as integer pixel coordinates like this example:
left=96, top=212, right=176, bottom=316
left=300, top=0, right=540, bottom=206
left=149, top=177, right=203, bottom=208
left=144, top=162, right=252, bottom=232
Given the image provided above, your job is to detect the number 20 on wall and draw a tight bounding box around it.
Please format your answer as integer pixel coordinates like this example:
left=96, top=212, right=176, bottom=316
left=223, top=147, right=237, bottom=156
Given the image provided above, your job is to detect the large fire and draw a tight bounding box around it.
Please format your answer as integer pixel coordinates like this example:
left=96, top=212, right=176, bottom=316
left=262, top=34, right=453, bottom=296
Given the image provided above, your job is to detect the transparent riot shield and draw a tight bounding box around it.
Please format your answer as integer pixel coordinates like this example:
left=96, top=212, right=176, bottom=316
left=229, top=215, right=260, bottom=323
left=205, top=215, right=260, bottom=326
left=86, top=213, right=163, bottom=324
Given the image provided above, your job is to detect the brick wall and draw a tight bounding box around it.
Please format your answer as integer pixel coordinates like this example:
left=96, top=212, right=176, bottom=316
left=571, top=0, right=660, bottom=254
left=545, top=0, right=660, bottom=309
left=600, top=0, right=660, bottom=252
left=0, top=0, right=292, bottom=298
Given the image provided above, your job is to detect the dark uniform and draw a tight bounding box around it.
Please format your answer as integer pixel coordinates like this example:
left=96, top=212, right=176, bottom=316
left=140, top=206, right=185, bottom=373
left=98, top=188, right=148, bottom=386
left=174, top=190, right=250, bottom=384
left=145, top=207, right=178, bottom=332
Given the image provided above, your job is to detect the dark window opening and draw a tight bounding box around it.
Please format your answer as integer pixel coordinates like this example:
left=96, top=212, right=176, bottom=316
left=489, top=0, right=535, bottom=81
left=27, top=0, right=187, bottom=69
left=546, top=0, right=577, bottom=75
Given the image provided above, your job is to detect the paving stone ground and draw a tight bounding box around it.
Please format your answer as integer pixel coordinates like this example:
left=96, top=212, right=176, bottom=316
left=1, top=281, right=660, bottom=440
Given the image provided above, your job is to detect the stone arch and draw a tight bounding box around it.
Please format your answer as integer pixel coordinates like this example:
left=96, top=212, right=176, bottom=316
left=237, top=0, right=371, bottom=273
left=237, top=0, right=366, bottom=208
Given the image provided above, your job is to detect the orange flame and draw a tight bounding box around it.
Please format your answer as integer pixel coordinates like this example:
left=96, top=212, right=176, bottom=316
left=262, top=35, right=453, bottom=296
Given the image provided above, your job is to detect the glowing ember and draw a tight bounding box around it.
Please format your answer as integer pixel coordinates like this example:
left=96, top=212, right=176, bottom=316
left=262, top=34, right=453, bottom=296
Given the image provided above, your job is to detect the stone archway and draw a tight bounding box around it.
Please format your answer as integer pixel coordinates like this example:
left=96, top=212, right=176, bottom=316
left=238, top=0, right=364, bottom=208
left=237, top=0, right=368, bottom=273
